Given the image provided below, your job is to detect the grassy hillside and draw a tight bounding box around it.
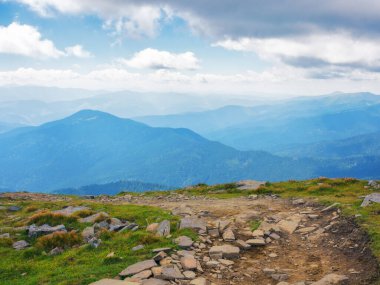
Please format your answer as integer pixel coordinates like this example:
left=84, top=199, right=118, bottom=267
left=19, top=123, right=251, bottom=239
left=0, top=199, right=195, bottom=285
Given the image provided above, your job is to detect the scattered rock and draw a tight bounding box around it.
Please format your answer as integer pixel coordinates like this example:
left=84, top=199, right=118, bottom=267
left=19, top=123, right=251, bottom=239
left=53, top=206, right=89, bottom=216
left=174, top=236, right=193, bottom=248
left=49, top=247, right=64, bottom=256
left=147, top=223, right=159, bottom=233
left=7, top=205, right=21, bottom=212
left=222, top=229, right=235, bottom=241
left=120, top=260, right=157, bottom=277
left=13, top=240, right=29, bottom=250
left=311, top=274, right=349, bottom=285
left=180, top=217, right=207, bottom=231
left=79, top=212, right=109, bottom=223
left=89, top=279, right=141, bottom=285
left=361, top=193, right=380, bottom=207
left=180, top=255, right=197, bottom=271
left=132, top=245, right=145, bottom=251
left=246, top=238, right=266, bottom=246
left=159, top=264, right=185, bottom=280
left=190, top=277, right=210, bottom=285
left=82, top=226, right=95, bottom=241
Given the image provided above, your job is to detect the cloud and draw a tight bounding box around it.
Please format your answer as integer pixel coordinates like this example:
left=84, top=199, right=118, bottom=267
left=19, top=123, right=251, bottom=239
left=214, top=32, right=380, bottom=73
left=65, top=45, right=92, bottom=58
left=0, top=22, right=64, bottom=58
left=120, top=48, right=200, bottom=70
left=14, top=0, right=169, bottom=38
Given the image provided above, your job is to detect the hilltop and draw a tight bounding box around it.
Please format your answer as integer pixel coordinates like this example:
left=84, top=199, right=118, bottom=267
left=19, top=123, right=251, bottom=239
left=1, top=178, right=379, bottom=285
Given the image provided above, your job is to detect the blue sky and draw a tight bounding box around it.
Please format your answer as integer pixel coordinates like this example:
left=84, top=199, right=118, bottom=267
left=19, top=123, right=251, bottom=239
left=1, top=0, right=380, bottom=96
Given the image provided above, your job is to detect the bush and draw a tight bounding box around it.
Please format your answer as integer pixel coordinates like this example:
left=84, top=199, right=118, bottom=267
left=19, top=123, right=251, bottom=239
left=25, top=205, right=39, bottom=213
left=28, top=211, right=77, bottom=227
left=0, top=237, right=13, bottom=248
left=35, top=230, right=82, bottom=251
left=22, top=247, right=42, bottom=259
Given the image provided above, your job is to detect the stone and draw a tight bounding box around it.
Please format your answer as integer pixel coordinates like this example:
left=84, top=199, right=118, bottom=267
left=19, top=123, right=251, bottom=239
left=159, top=264, right=185, bottom=280
left=209, top=245, right=240, bottom=259
left=82, top=226, right=95, bottom=241
left=236, top=180, right=265, bottom=190
left=218, top=259, right=234, bottom=266
left=153, top=251, right=167, bottom=262
left=156, top=220, right=170, bottom=237
left=88, top=237, right=102, bottom=248
left=207, top=228, right=220, bottom=237
left=131, top=270, right=152, bottom=279
left=172, top=205, right=194, bottom=216
left=8, top=206, right=21, bottom=212
left=292, top=199, right=305, bottom=205
left=218, top=220, right=230, bottom=232
left=0, top=233, right=10, bottom=238
left=246, top=238, right=266, bottom=246
left=141, top=279, right=169, bottom=285
left=53, top=206, right=89, bottom=216
left=321, top=203, right=340, bottom=212
left=235, top=239, right=251, bottom=250
left=252, top=229, right=264, bottom=237
left=79, top=212, right=109, bottom=223
left=89, top=279, right=141, bottom=285
left=174, top=236, right=193, bottom=248
left=147, top=223, right=159, bottom=233
left=13, top=240, right=29, bottom=250
left=222, top=229, right=235, bottom=241
left=277, top=216, right=301, bottom=234
left=180, top=255, right=197, bottom=270
left=190, top=277, right=210, bottom=285
left=296, top=227, right=317, bottom=234
left=132, top=245, right=145, bottom=251
left=311, top=274, right=349, bottom=285
left=271, top=273, right=289, bottom=281
left=120, top=260, right=157, bottom=277
left=152, top=247, right=171, bottom=253
left=49, top=247, right=64, bottom=256
left=180, top=217, right=207, bottom=231
left=28, top=224, right=66, bottom=238
left=361, top=193, right=380, bottom=207
left=183, top=270, right=196, bottom=279
left=109, top=218, right=123, bottom=226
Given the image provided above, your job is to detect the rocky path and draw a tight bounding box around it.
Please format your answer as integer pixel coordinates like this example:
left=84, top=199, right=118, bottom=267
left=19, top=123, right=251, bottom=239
left=126, top=195, right=379, bottom=285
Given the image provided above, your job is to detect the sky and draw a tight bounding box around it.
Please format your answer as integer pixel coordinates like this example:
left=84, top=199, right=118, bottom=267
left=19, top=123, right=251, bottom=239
left=1, top=0, right=380, bottom=96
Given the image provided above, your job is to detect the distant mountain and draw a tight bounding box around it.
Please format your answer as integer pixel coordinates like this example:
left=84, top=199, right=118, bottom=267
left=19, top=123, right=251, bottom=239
left=0, top=86, right=262, bottom=126
left=0, top=121, right=26, bottom=134
left=53, top=180, right=172, bottom=196
left=137, top=92, right=380, bottom=151
left=277, top=131, right=380, bottom=159
left=0, top=110, right=317, bottom=192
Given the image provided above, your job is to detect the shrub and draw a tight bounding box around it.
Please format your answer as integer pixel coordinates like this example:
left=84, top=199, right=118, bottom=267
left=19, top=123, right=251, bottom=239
left=22, top=247, right=42, bottom=259
left=28, top=211, right=77, bottom=227
left=0, top=237, right=13, bottom=248
left=35, top=230, right=82, bottom=251
left=71, top=209, right=95, bottom=219
left=25, top=205, right=39, bottom=213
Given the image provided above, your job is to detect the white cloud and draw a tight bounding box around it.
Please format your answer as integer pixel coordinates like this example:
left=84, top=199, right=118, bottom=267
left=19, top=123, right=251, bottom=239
left=213, top=32, right=380, bottom=71
left=65, top=45, right=92, bottom=58
left=0, top=22, right=64, bottom=58
left=120, top=48, right=200, bottom=70
left=15, top=0, right=168, bottom=38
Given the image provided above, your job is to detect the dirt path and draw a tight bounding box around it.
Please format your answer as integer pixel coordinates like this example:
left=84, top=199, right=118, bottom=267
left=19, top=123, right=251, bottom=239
left=132, top=195, right=379, bottom=285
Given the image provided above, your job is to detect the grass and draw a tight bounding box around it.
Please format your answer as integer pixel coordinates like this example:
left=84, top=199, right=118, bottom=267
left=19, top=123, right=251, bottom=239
left=0, top=199, right=195, bottom=285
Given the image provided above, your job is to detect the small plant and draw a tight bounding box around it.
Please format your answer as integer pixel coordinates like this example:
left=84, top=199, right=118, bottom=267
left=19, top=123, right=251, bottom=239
left=250, top=220, right=261, bottom=231
left=28, top=211, right=78, bottom=227
left=25, top=205, right=39, bottom=213
left=35, top=230, right=82, bottom=251
left=71, top=209, right=95, bottom=219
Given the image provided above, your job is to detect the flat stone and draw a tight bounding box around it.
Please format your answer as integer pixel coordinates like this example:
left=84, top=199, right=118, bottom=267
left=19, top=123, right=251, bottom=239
left=13, top=240, right=29, bottom=250
left=311, top=274, right=349, bottom=285
left=218, top=259, right=234, bottom=266
left=8, top=206, right=21, bottom=212
left=119, top=260, right=157, bottom=277
left=180, top=217, right=207, bottom=231
left=209, top=245, right=240, bottom=259
left=246, top=238, right=266, bottom=246
left=180, top=255, right=197, bottom=270
left=174, top=236, right=193, bottom=248
left=89, top=279, right=141, bottom=285
left=152, top=247, right=171, bottom=253
left=277, top=216, right=301, bottom=234
left=153, top=251, right=167, bottom=262
left=252, top=229, right=264, bottom=237
left=235, top=239, right=251, bottom=250
left=296, top=227, right=317, bottom=234
left=132, top=245, right=145, bottom=251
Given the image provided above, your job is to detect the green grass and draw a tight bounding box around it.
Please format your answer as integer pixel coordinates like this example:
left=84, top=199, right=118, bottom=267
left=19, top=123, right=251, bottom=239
left=0, top=200, right=195, bottom=285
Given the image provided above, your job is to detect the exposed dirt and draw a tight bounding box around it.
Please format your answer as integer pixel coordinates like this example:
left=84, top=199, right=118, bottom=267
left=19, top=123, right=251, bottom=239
left=136, top=196, right=380, bottom=285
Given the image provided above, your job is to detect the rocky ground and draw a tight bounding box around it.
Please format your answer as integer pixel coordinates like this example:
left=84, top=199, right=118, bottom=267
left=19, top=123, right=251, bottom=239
left=1, top=180, right=379, bottom=285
